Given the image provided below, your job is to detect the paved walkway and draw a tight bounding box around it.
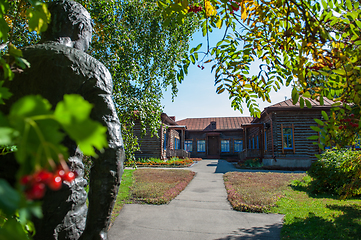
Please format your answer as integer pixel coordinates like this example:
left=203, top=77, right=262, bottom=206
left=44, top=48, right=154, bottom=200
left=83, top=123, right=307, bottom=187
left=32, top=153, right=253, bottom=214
left=108, top=159, right=284, bottom=240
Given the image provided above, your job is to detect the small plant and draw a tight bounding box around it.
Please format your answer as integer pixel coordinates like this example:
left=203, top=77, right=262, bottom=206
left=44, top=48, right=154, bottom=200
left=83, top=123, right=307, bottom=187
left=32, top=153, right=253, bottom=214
left=239, top=158, right=263, bottom=169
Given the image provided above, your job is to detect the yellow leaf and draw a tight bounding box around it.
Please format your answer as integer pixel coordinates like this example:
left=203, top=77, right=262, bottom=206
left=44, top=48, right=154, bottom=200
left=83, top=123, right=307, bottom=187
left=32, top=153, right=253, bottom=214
left=205, top=0, right=217, bottom=17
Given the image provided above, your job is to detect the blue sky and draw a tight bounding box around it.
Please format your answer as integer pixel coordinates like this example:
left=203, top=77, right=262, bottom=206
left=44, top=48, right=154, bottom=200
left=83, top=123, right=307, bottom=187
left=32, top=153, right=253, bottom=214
left=161, top=29, right=292, bottom=121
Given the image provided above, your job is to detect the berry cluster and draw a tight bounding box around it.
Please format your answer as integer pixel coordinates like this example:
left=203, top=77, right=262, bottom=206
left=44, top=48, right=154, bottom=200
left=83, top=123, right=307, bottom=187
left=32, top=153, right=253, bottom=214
left=188, top=5, right=202, bottom=13
left=338, top=113, right=359, bottom=130
left=21, top=166, right=76, bottom=200
left=197, top=64, right=205, bottom=70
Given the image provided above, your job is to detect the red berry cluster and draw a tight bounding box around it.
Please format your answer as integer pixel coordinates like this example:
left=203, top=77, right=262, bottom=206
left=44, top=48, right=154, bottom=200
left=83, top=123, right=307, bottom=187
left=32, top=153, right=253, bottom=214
left=338, top=113, right=359, bottom=130
left=197, top=64, right=205, bottom=70
left=21, top=166, right=76, bottom=200
left=188, top=5, right=202, bottom=13
left=230, top=0, right=240, bottom=14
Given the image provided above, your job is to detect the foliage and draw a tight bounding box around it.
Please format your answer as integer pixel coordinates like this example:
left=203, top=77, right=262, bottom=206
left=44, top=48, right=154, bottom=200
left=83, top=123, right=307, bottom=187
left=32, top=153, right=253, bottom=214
left=159, top=0, right=361, bottom=150
left=125, top=157, right=196, bottom=167
left=0, top=1, right=108, bottom=239
left=238, top=158, right=263, bottom=168
left=271, top=175, right=361, bottom=240
left=131, top=169, right=195, bottom=204
left=308, top=148, right=361, bottom=198
left=73, top=0, right=199, bottom=162
left=223, top=171, right=304, bottom=212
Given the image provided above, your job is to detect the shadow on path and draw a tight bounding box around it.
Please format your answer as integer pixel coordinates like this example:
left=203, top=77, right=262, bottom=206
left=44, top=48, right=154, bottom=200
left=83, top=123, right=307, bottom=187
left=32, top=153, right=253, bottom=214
left=215, top=223, right=283, bottom=240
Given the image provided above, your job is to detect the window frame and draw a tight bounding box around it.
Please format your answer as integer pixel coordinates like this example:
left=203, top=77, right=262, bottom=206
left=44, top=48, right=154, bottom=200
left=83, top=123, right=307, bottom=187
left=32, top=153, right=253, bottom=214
left=221, top=139, right=230, bottom=152
left=184, top=140, right=193, bottom=152
left=197, top=140, right=206, bottom=152
left=234, top=140, right=243, bottom=152
left=281, top=123, right=295, bottom=153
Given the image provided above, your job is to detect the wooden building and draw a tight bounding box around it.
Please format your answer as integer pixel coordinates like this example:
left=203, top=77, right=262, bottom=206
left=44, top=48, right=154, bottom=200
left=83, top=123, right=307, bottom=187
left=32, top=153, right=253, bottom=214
left=134, top=113, right=189, bottom=159
left=134, top=98, right=334, bottom=168
left=175, top=117, right=253, bottom=160
left=241, top=98, right=334, bottom=168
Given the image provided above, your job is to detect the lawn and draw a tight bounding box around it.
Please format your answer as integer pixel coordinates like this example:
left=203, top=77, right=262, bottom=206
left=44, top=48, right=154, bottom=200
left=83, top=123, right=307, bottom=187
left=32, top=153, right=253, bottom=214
left=110, top=168, right=195, bottom=226
left=223, top=172, right=361, bottom=240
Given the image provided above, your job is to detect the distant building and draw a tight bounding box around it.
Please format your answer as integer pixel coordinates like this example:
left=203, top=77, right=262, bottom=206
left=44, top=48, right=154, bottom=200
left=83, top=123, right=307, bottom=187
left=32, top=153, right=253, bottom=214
left=134, top=98, right=334, bottom=168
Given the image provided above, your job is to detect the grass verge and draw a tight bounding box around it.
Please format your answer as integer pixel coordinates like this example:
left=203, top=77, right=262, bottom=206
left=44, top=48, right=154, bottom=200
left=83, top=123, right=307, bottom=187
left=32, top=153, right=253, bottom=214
left=110, top=169, right=135, bottom=224
left=131, top=169, right=195, bottom=204
left=224, top=172, right=361, bottom=239
left=110, top=168, right=195, bottom=225
left=224, top=172, right=305, bottom=212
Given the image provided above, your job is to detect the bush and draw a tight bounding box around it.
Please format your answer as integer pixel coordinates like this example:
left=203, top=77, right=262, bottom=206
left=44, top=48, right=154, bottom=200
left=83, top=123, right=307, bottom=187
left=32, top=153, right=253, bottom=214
left=308, top=148, right=361, bottom=198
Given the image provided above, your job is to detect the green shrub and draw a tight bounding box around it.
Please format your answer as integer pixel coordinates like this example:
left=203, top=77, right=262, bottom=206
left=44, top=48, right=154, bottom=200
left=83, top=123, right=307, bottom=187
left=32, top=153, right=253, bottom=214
left=308, top=148, right=361, bottom=198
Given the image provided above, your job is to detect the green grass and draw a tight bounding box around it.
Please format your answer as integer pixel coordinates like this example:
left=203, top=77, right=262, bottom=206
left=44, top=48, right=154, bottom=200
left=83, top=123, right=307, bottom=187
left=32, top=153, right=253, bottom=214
left=110, top=169, right=135, bottom=224
left=269, top=176, right=361, bottom=240
left=110, top=168, right=195, bottom=225
left=224, top=172, right=361, bottom=239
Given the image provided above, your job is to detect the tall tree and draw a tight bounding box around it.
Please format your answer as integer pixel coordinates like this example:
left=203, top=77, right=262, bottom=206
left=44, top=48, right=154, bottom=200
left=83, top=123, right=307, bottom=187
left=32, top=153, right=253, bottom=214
left=159, top=0, right=361, bottom=148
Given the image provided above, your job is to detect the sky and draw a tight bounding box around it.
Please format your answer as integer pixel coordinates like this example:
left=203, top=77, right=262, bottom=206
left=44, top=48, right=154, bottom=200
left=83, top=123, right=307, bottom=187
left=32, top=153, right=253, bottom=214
left=161, top=29, right=293, bottom=121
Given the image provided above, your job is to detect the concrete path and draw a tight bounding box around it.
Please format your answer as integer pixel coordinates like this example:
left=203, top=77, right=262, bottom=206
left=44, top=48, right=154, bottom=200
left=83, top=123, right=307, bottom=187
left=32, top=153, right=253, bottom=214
left=109, top=159, right=284, bottom=240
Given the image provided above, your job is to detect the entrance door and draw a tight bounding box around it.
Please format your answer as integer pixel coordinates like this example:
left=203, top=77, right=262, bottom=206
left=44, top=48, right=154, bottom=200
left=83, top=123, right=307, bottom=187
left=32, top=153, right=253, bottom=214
left=208, top=136, right=220, bottom=157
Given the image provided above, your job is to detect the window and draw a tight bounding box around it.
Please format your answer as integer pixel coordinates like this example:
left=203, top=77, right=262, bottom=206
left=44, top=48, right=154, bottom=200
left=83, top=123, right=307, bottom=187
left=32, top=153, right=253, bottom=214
left=197, top=140, right=205, bottom=152
left=221, top=140, right=230, bottom=152
left=252, top=137, right=255, bottom=149
left=163, top=132, right=167, bottom=150
left=234, top=140, right=243, bottom=152
left=283, top=128, right=293, bottom=149
left=248, top=138, right=251, bottom=149
left=174, top=138, right=180, bottom=149
left=256, top=135, right=259, bottom=149
left=184, top=140, right=192, bottom=152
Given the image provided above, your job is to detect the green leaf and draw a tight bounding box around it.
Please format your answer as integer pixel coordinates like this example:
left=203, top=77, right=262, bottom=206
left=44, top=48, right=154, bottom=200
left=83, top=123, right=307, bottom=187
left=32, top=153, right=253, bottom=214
left=0, top=179, right=21, bottom=216
left=321, top=111, right=329, bottom=121
left=0, top=81, right=12, bottom=104
left=291, top=87, right=299, bottom=105
left=0, top=112, right=15, bottom=145
left=310, top=125, right=322, bottom=132
left=307, top=135, right=320, bottom=140
left=314, top=118, right=324, bottom=126
left=54, top=94, right=108, bottom=156
left=26, top=3, right=50, bottom=33
left=0, top=218, right=29, bottom=240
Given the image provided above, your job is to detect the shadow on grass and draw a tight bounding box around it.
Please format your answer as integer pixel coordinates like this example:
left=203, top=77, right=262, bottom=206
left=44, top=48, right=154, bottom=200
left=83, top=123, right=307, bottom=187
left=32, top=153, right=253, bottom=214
left=215, top=223, right=282, bottom=240
left=282, top=204, right=361, bottom=240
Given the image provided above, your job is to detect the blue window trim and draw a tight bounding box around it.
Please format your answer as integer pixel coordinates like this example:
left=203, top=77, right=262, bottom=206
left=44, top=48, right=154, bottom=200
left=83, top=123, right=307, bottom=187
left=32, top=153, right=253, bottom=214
left=283, top=127, right=293, bottom=149
left=163, top=132, right=167, bottom=150
left=234, top=140, right=243, bottom=152
left=184, top=140, right=192, bottom=152
left=174, top=138, right=180, bottom=150
left=256, top=136, right=259, bottom=149
left=197, top=140, right=206, bottom=152
left=221, top=140, right=230, bottom=152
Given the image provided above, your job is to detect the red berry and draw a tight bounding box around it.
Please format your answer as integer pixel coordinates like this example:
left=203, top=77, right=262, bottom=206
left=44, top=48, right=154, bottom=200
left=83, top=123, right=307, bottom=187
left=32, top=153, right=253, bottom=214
left=339, top=126, right=343, bottom=130
left=34, top=170, right=53, bottom=183
left=57, top=169, right=66, bottom=178
left=20, top=175, right=32, bottom=185
left=350, top=113, right=355, bottom=118
left=355, top=123, right=359, bottom=128
left=48, top=175, right=62, bottom=191
left=63, top=171, right=76, bottom=182
left=26, top=183, right=46, bottom=200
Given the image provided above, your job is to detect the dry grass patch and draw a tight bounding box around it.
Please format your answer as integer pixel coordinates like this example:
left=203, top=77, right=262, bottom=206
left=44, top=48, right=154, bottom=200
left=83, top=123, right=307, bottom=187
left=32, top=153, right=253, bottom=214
left=224, top=172, right=305, bottom=212
left=131, top=169, right=195, bottom=204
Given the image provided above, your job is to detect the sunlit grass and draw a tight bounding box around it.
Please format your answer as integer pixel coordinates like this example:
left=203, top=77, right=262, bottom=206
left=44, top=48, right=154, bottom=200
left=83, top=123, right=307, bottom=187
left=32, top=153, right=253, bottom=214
left=223, top=172, right=304, bottom=212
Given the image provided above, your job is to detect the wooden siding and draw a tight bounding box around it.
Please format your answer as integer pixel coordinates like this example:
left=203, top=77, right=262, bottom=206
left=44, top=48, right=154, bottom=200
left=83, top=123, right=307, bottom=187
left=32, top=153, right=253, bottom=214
left=134, top=120, right=162, bottom=159
left=271, top=110, right=320, bottom=160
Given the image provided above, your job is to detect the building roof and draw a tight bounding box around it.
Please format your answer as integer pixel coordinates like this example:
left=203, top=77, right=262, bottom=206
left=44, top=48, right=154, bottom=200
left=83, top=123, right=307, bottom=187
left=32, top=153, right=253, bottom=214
left=265, top=98, right=335, bottom=110
left=175, top=117, right=253, bottom=131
